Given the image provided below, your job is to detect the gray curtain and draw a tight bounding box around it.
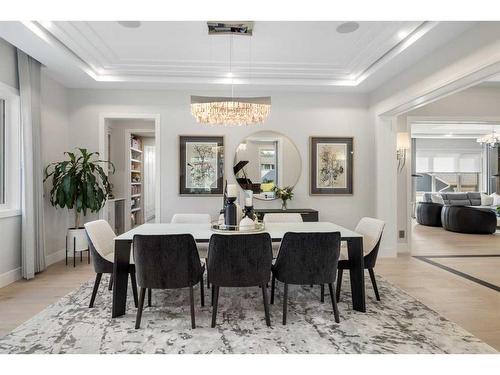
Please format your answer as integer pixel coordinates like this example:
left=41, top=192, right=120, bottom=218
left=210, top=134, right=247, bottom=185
left=17, top=49, right=46, bottom=279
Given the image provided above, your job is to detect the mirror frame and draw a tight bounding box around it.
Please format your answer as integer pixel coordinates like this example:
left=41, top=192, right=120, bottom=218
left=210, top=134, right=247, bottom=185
left=233, top=130, right=302, bottom=200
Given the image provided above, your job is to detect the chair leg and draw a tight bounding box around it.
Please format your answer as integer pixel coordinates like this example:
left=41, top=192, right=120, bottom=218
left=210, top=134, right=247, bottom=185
left=135, top=287, right=146, bottom=329
left=211, top=286, right=220, bottom=328
left=130, top=272, right=139, bottom=308
left=73, top=238, right=76, bottom=268
left=89, top=273, right=102, bottom=308
left=108, top=274, right=113, bottom=291
left=270, top=274, right=276, bottom=304
left=65, top=235, right=68, bottom=266
left=320, top=284, right=325, bottom=303
left=80, top=251, right=83, bottom=262
left=88, top=249, right=90, bottom=264
left=336, top=269, right=343, bottom=301
left=206, top=257, right=210, bottom=289
left=148, top=288, right=152, bottom=307
left=282, top=283, right=288, bottom=325
left=211, top=285, right=214, bottom=306
left=368, top=268, right=381, bottom=301
left=328, top=283, right=340, bottom=323
left=262, top=285, right=271, bottom=327
left=200, top=275, right=205, bottom=307
left=189, top=286, right=196, bottom=329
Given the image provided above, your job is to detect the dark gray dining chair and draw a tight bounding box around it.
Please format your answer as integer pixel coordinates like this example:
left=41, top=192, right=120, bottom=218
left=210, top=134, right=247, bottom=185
left=271, top=232, right=341, bottom=324
left=84, top=220, right=138, bottom=309
left=208, top=233, right=273, bottom=328
left=133, top=234, right=205, bottom=329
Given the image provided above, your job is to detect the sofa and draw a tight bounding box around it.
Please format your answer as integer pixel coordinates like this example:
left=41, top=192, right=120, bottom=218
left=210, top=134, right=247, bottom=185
left=416, top=192, right=498, bottom=234
left=441, top=205, right=497, bottom=234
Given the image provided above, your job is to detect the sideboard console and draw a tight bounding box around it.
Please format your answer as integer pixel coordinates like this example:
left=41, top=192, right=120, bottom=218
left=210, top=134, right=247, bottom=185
left=254, top=208, right=319, bottom=222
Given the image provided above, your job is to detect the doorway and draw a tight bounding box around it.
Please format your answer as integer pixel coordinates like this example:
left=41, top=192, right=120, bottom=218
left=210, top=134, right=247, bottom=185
left=99, top=115, right=161, bottom=233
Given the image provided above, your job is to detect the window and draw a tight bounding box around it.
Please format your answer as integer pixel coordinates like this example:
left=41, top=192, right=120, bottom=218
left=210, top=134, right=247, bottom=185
left=258, top=145, right=277, bottom=184
left=0, top=83, right=21, bottom=216
left=0, top=99, right=5, bottom=204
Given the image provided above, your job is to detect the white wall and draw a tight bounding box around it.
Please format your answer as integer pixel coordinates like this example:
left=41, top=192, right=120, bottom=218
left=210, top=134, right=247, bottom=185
left=0, top=38, right=18, bottom=90
left=68, top=89, right=374, bottom=230
left=407, top=86, right=500, bottom=117
left=0, top=38, right=21, bottom=286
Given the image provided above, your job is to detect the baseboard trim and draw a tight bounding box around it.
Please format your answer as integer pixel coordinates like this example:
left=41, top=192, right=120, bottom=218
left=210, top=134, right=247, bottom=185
left=45, top=248, right=66, bottom=267
left=0, top=267, right=21, bottom=288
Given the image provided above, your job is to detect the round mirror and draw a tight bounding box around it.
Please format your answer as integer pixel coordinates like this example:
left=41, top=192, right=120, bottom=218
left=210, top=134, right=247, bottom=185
left=233, top=131, right=302, bottom=200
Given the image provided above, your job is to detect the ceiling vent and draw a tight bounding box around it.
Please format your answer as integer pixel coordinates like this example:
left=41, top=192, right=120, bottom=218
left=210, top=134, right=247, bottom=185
left=207, top=21, right=254, bottom=36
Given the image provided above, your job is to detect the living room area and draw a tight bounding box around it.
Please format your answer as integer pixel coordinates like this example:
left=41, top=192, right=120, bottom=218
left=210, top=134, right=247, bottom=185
left=384, top=82, right=500, bottom=350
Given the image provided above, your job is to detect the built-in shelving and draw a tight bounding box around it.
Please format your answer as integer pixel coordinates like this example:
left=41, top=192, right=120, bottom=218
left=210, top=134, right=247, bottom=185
left=130, top=136, right=144, bottom=228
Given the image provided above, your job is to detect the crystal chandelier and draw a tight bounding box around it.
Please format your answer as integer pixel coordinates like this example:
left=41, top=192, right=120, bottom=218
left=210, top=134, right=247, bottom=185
left=477, top=129, right=500, bottom=148
left=190, top=22, right=271, bottom=126
left=191, top=96, right=271, bottom=126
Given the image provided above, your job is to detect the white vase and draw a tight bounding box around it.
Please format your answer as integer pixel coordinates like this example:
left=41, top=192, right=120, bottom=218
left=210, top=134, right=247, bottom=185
left=66, top=227, right=88, bottom=252
left=218, top=213, right=225, bottom=225
left=239, top=217, right=256, bottom=231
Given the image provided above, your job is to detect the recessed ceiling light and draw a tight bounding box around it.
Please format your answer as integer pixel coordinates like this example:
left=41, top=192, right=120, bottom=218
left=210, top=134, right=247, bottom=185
left=117, top=21, right=142, bottom=29
left=336, top=22, right=359, bottom=34
left=444, top=134, right=453, bottom=137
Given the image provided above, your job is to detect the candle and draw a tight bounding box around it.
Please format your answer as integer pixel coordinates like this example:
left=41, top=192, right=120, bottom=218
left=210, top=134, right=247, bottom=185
left=245, top=197, right=252, bottom=207
left=227, top=184, right=238, bottom=198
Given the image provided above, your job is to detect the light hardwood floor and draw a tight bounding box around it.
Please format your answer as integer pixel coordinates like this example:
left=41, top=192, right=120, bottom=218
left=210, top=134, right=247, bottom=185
left=0, top=224, right=499, bottom=351
left=377, top=222, right=500, bottom=351
left=0, top=258, right=94, bottom=338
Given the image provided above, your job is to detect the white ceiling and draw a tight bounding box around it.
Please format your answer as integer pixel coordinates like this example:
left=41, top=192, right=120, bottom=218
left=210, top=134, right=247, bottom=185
left=0, top=21, right=476, bottom=92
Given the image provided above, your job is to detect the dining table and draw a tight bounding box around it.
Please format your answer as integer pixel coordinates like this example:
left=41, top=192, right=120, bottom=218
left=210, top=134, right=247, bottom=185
left=112, top=221, right=365, bottom=318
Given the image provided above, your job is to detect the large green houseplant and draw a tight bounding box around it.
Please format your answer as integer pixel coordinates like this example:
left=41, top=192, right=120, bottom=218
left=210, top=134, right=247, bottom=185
left=44, top=148, right=114, bottom=256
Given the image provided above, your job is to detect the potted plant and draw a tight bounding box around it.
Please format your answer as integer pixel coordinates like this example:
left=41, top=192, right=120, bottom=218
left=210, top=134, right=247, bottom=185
left=44, top=148, right=114, bottom=256
left=273, top=186, right=294, bottom=210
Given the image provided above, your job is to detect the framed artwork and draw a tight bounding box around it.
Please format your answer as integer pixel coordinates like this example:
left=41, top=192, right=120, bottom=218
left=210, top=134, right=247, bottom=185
left=179, top=136, right=224, bottom=195
left=310, top=137, right=353, bottom=195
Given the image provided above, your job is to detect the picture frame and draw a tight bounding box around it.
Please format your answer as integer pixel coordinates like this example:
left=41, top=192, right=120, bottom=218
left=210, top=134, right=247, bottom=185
left=310, top=137, right=353, bottom=195
left=179, top=135, right=224, bottom=195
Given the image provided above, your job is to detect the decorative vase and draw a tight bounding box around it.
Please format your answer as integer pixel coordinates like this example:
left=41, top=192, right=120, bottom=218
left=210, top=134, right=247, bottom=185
left=239, top=217, right=256, bottom=231
left=224, top=197, right=237, bottom=229
left=281, top=200, right=288, bottom=210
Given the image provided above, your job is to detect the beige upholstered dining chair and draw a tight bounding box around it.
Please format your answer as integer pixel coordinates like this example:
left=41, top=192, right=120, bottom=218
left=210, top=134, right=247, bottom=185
left=337, top=217, right=385, bottom=302
left=84, top=220, right=138, bottom=308
left=171, top=213, right=211, bottom=288
left=263, top=213, right=303, bottom=223
left=171, top=213, right=212, bottom=224
left=263, top=213, right=303, bottom=255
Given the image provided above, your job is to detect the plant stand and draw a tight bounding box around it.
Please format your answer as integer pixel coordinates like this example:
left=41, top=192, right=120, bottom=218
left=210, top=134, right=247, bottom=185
left=66, top=229, right=90, bottom=267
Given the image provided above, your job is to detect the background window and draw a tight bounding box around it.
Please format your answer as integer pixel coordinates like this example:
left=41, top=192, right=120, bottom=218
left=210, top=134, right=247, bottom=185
left=0, top=99, right=5, bottom=204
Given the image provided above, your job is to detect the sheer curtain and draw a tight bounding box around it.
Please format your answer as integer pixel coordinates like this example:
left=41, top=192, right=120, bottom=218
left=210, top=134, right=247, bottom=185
left=17, top=49, right=46, bottom=279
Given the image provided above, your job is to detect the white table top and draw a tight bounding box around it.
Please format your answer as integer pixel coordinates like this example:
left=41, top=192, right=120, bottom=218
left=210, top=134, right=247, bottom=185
left=115, top=222, right=362, bottom=241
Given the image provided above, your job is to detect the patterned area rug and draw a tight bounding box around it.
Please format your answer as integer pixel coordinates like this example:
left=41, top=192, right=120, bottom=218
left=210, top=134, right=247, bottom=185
left=0, top=274, right=495, bottom=354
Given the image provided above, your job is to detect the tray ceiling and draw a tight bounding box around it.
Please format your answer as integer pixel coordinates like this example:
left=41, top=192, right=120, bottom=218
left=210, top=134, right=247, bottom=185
left=0, top=21, right=476, bottom=91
